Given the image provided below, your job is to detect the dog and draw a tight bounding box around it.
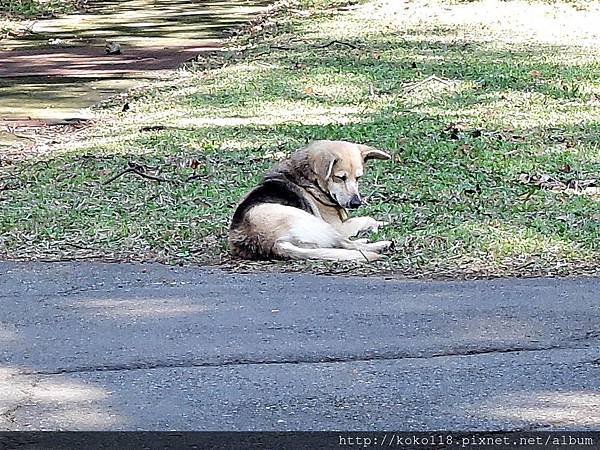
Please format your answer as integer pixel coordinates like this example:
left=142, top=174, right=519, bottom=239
left=228, top=140, right=393, bottom=262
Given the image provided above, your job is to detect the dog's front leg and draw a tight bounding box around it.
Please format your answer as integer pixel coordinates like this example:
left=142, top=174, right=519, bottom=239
left=338, top=216, right=388, bottom=238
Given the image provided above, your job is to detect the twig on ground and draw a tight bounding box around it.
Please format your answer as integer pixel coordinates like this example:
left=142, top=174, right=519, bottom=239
left=129, top=170, right=170, bottom=183
left=103, top=161, right=212, bottom=185
left=0, top=178, right=21, bottom=191
left=519, top=189, right=536, bottom=202
left=139, top=125, right=167, bottom=132
left=313, top=40, right=359, bottom=50
left=358, top=249, right=370, bottom=262
left=257, top=39, right=361, bottom=57
left=403, top=75, right=454, bottom=94
left=515, top=260, right=536, bottom=270
left=103, top=167, right=135, bottom=185
left=185, top=173, right=207, bottom=182
left=103, top=163, right=171, bottom=185
left=64, top=242, right=98, bottom=251
left=315, top=266, right=357, bottom=276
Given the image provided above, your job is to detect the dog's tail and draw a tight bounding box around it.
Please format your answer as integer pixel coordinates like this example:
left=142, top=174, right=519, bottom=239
left=274, top=241, right=380, bottom=262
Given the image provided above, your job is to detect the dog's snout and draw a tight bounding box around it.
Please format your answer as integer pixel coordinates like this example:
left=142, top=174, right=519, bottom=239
left=348, top=195, right=362, bottom=209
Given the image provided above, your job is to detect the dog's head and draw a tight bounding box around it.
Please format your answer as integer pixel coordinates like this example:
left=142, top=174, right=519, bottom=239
left=307, top=140, right=391, bottom=209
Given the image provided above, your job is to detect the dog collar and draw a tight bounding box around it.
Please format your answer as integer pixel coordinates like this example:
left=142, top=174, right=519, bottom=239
left=305, top=185, right=349, bottom=221
left=306, top=185, right=338, bottom=208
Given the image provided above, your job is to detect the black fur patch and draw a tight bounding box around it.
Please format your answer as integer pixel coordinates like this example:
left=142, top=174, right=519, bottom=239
left=230, top=177, right=316, bottom=231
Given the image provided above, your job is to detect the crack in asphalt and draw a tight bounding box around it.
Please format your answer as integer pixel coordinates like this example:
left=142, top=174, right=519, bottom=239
left=0, top=405, right=19, bottom=424
left=18, top=343, right=593, bottom=376
left=0, top=380, right=39, bottom=426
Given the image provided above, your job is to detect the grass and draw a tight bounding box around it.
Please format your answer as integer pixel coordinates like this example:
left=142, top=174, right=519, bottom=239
left=1, top=0, right=599, bottom=278
left=0, top=0, right=75, bottom=17
left=1, top=0, right=77, bottom=39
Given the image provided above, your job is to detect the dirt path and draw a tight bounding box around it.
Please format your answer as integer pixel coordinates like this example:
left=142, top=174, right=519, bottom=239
left=0, top=0, right=269, bottom=135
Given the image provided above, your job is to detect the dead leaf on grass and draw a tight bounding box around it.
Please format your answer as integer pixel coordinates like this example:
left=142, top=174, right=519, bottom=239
left=444, top=122, right=467, bottom=140
left=558, top=164, right=572, bottom=173
left=262, top=151, right=286, bottom=160
left=519, top=172, right=598, bottom=195
left=458, top=144, right=472, bottom=154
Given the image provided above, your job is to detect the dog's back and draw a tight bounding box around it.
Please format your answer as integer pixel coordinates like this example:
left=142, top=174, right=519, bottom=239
left=228, top=176, right=317, bottom=259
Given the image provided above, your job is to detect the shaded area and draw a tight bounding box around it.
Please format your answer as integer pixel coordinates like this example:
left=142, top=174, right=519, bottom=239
left=1, top=0, right=272, bottom=50
left=0, top=0, right=271, bottom=123
left=0, top=76, right=151, bottom=121
left=0, top=45, right=219, bottom=78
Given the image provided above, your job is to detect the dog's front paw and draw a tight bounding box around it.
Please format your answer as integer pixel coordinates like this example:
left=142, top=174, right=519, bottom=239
left=350, top=217, right=390, bottom=239
left=372, top=220, right=389, bottom=232
left=356, top=239, right=393, bottom=254
left=367, top=240, right=393, bottom=253
left=360, top=218, right=388, bottom=234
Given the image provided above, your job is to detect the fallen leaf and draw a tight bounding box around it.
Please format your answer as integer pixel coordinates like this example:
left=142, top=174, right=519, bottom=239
left=444, top=122, right=466, bottom=140
left=262, top=151, right=286, bottom=160
left=558, top=164, right=571, bottom=173
left=303, top=86, right=314, bottom=94
left=519, top=172, right=598, bottom=194
left=458, top=144, right=471, bottom=154
left=566, top=179, right=597, bottom=191
left=530, top=70, right=541, bottom=78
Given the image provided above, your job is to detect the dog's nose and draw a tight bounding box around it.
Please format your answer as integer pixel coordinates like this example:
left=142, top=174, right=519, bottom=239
left=348, top=195, right=362, bottom=209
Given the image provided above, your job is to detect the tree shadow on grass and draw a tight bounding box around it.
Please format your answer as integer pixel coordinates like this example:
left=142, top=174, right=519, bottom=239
left=1, top=24, right=599, bottom=274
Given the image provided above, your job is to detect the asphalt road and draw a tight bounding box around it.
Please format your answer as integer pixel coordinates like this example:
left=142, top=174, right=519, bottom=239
left=0, top=262, right=598, bottom=431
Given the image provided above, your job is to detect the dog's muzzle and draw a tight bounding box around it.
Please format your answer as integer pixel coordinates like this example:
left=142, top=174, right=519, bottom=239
left=348, top=194, right=362, bottom=209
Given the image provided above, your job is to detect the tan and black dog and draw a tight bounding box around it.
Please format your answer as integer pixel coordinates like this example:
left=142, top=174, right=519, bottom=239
left=229, top=140, right=392, bottom=262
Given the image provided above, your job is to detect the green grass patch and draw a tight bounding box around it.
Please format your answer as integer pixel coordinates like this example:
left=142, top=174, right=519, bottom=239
left=1, top=0, right=77, bottom=39
left=0, top=0, right=75, bottom=18
left=1, top=0, right=599, bottom=277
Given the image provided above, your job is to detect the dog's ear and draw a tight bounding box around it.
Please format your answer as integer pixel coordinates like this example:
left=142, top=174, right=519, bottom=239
left=359, top=145, right=391, bottom=162
left=310, top=150, right=337, bottom=180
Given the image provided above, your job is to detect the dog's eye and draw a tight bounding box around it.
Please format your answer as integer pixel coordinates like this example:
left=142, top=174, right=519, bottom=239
left=334, top=175, right=347, bottom=182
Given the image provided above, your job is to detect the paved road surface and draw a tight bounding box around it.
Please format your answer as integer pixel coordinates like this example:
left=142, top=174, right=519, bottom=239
left=0, top=262, right=598, bottom=431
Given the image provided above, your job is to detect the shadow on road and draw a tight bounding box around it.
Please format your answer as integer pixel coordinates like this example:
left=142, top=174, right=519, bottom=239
left=0, top=262, right=599, bottom=430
